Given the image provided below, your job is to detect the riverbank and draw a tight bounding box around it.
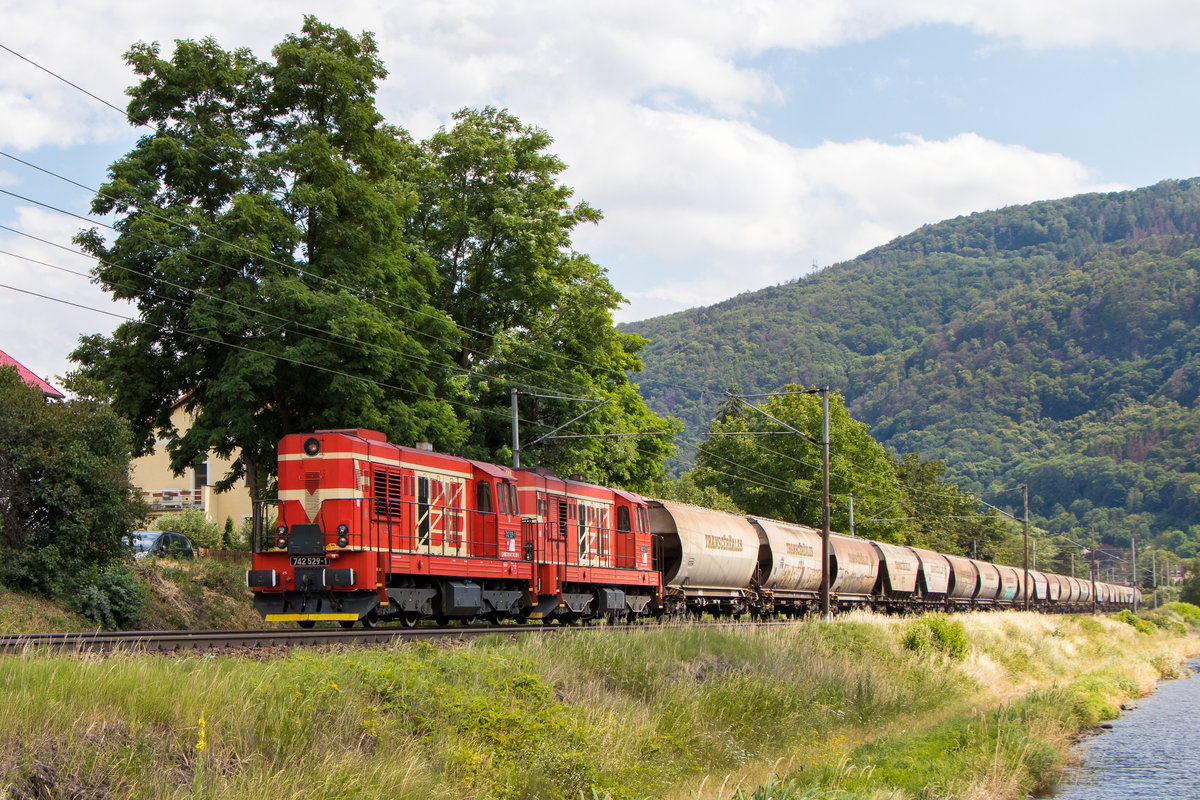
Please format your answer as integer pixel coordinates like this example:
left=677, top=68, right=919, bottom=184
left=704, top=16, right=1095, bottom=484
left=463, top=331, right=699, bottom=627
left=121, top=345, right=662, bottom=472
left=1, top=609, right=1195, bottom=799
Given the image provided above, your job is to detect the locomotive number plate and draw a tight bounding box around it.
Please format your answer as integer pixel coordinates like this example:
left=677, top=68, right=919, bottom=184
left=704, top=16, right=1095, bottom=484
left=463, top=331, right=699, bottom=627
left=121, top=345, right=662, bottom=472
left=290, top=556, right=329, bottom=567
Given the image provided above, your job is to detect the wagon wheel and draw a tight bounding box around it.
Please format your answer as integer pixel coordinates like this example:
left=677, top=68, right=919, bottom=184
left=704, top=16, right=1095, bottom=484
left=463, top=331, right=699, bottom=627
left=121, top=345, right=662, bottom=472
left=297, top=620, right=315, bottom=629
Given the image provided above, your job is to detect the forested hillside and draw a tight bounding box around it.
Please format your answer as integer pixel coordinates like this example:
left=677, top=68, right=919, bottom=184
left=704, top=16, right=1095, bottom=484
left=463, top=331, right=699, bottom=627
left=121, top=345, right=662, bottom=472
left=624, top=178, right=1200, bottom=556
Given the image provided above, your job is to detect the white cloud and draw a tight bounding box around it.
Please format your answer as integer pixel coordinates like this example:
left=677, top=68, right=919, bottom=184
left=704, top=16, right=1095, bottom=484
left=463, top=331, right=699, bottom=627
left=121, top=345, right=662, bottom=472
left=582, top=124, right=1121, bottom=320
left=0, top=0, right=1178, bottom=344
left=0, top=207, right=132, bottom=386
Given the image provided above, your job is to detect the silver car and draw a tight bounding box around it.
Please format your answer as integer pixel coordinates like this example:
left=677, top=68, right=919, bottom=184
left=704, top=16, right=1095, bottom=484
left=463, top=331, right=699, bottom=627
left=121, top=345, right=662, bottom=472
left=130, top=530, right=195, bottom=559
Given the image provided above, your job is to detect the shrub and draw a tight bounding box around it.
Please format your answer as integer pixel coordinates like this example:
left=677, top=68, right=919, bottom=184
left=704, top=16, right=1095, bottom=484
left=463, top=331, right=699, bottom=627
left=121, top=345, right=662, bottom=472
left=1137, top=609, right=1188, bottom=635
left=0, top=367, right=146, bottom=598
left=222, top=516, right=237, bottom=549
left=154, top=508, right=222, bottom=549
left=1115, top=609, right=1154, bottom=634
left=1162, top=601, right=1200, bottom=627
left=902, top=615, right=968, bottom=660
left=73, top=564, right=148, bottom=629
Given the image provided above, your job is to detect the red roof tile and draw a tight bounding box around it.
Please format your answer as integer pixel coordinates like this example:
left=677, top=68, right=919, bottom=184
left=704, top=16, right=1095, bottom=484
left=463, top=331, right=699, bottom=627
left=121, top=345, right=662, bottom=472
left=0, top=348, right=64, bottom=399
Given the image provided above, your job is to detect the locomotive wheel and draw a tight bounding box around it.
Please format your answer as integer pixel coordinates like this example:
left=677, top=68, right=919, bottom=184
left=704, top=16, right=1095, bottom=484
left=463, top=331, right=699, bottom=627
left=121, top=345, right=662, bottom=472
left=400, top=611, right=420, bottom=628
left=339, top=620, right=356, bottom=629
left=360, top=612, right=378, bottom=629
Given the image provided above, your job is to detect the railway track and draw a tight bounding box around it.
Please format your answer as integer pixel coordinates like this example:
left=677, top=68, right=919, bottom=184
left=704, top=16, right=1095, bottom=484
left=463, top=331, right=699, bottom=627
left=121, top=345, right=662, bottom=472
left=0, top=624, right=560, bottom=655
left=0, top=617, right=796, bottom=655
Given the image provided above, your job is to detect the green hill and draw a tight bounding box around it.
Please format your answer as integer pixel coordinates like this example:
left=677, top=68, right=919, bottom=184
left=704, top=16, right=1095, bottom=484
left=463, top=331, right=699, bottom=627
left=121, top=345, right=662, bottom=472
left=624, top=178, right=1200, bottom=556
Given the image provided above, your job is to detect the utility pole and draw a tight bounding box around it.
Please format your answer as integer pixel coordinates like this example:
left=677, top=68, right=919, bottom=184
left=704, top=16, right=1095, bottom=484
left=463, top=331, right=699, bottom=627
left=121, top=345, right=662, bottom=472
left=1153, top=550, right=1158, bottom=609
left=821, top=386, right=832, bottom=622
left=848, top=493, right=855, bottom=537
left=1132, top=537, right=1138, bottom=611
left=1023, top=484, right=1030, bottom=611
left=1091, top=536, right=1098, bottom=614
left=511, top=388, right=520, bottom=468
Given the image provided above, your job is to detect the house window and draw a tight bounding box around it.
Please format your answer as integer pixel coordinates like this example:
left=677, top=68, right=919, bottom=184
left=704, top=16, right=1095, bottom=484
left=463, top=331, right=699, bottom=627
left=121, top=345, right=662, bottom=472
left=193, top=458, right=208, bottom=488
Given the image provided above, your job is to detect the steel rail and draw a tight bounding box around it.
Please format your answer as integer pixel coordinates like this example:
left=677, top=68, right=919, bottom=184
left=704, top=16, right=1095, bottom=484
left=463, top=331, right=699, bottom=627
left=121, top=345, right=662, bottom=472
left=0, top=624, right=558, bottom=655
left=0, top=618, right=799, bottom=656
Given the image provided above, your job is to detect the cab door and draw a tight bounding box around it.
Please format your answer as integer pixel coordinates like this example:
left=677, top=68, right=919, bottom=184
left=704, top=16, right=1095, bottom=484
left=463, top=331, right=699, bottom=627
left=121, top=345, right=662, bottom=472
left=473, top=479, right=498, bottom=557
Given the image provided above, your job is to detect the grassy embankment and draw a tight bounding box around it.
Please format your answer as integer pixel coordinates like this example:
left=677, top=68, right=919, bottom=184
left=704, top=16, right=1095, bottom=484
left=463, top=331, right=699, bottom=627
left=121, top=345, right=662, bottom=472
left=1, top=607, right=1196, bottom=800
left=0, top=554, right=272, bottom=633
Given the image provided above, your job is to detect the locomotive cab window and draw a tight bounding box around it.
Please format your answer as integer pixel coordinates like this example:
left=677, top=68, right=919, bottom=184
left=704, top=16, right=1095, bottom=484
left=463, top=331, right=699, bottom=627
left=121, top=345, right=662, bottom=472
left=496, top=482, right=509, bottom=515
left=617, top=506, right=631, bottom=532
left=476, top=481, right=493, bottom=514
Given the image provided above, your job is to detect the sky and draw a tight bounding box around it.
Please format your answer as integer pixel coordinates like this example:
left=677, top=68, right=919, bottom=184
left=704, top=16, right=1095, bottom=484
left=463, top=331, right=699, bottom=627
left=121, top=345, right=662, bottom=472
left=2, top=0, right=1200, bottom=389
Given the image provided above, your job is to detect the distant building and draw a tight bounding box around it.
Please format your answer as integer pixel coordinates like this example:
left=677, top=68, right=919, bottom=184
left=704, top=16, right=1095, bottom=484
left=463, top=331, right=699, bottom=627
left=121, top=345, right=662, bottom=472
left=130, top=397, right=253, bottom=527
left=0, top=348, right=64, bottom=400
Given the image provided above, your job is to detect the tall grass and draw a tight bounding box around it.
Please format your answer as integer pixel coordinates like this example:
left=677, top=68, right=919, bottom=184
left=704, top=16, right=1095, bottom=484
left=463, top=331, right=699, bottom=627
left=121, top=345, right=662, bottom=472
left=0, top=611, right=1194, bottom=799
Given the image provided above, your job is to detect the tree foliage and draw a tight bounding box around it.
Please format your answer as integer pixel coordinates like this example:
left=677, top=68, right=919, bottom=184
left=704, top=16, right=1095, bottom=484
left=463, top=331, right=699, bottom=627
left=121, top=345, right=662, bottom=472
left=411, top=107, right=675, bottom=488
left=70, top=19, right=673, bottom=495
left=689, top=385, right=1011, bottom=554
left=694, top=386, right=906, bottom=543
left=0, top=367, right=145, bottom=597
left=1180, top=559, right=1200, bottom=606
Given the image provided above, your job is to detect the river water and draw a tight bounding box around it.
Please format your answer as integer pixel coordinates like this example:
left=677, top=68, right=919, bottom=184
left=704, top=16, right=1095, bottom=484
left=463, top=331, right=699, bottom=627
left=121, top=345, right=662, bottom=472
left=1053, top=660, right=1200, bottom=799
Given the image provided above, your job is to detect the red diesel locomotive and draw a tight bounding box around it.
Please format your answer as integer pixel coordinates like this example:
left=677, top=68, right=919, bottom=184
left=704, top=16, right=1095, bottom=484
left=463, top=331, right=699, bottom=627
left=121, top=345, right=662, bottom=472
left=247, top=428, right=661, bottom=626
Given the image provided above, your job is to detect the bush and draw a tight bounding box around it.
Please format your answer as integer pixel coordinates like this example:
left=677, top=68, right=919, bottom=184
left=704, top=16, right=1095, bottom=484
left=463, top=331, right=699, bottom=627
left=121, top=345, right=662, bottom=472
left=73, top=565, right=147, bottom=629
left=154, top=509, right=222, bottom=549
left=1162, top=601, right=1200, bottom=627
left=1137, top=609, right=1188, bottom=635
left=0, top=368, right=145, bottom=599
left=222, top=516, right=237, bottom=549
left=902, top=615, right=968, bottom=660
left=1115, top=609, right=1154, bottom=634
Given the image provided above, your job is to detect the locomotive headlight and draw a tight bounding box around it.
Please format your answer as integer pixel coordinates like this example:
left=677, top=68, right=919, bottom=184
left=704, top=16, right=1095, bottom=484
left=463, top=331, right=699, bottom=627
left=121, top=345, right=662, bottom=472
left=275, top=524, right=287, bottom=538
left=337, top=535, right=349, bottom=548
left=336, top=523, right=349, bottom=548
left=303, top=437, right=321, bottom=456
left=275, top=535, right=288, bottom=550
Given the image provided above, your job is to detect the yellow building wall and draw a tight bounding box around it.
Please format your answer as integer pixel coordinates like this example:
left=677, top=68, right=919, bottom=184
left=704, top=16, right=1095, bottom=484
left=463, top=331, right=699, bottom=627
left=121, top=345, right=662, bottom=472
left=129, top=404, right=254, bottom=527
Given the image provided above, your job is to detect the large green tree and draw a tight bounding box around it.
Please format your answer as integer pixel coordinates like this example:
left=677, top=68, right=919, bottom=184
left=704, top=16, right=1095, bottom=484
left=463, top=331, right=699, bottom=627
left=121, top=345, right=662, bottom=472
left=71, top=20, right=674, bottom=496
left=71, top=18, right=464, bottom=499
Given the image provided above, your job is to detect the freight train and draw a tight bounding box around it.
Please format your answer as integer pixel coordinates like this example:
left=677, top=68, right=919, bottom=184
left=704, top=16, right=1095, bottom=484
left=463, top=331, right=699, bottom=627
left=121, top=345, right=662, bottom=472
left=247, top=428, right=1137, bottom=626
